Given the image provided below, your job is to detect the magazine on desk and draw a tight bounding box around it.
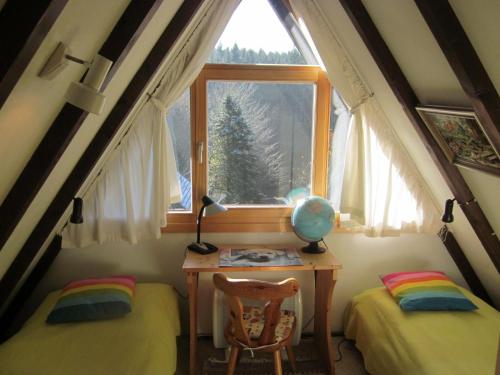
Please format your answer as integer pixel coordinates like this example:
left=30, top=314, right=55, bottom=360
left=219, top=248, right=303, bottom=267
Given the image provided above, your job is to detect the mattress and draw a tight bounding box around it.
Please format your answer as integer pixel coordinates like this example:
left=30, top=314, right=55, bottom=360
left=0, top=283, right=180, bottom=375
left=344, top=287, right=499, bottom=375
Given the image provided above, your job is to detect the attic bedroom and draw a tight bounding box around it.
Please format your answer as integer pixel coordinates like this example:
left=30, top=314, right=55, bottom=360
left=0, top=0, right=499, bottom=374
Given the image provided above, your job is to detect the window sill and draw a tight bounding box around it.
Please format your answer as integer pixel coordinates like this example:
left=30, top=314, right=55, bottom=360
left=161, top=217, right=360, bottom=234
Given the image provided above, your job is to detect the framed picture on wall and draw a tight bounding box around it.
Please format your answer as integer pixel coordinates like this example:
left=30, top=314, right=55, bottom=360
left=416, top=106, right=500, bottom=176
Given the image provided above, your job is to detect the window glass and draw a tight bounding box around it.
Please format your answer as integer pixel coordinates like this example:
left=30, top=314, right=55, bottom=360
left=207, top=81, right=315, bottom=205
left=166, top=89, right=192, bottom=211
left=208, top=0, right=307, bottom=65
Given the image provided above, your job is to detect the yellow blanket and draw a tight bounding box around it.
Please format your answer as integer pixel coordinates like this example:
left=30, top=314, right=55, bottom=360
left=344, top=287, right=499, bottom=375
left=0, top=283, right=180, bottom=375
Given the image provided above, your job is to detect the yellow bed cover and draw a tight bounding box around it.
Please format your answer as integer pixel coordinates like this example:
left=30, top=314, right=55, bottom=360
left=345, top=287, right=499, bottom=375
left=0, top=283, right=180, bottom=375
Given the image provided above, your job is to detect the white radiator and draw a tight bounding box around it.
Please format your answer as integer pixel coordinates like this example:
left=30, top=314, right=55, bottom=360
left=212, top=288, right=303, bottom=348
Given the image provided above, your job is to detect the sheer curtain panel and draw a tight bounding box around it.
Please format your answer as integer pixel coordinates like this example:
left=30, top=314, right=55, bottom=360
left=63, top=0, right=241, bottom=248
left=290, top=0, right=440, bottom=236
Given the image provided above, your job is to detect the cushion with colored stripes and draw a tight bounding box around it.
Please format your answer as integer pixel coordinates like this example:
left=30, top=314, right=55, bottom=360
left=46, top=276, right=136, bottom=324
left=380, top=271, right=477, bottom=311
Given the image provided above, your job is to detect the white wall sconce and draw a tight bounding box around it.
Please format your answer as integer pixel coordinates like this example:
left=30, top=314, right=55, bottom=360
left=39, top=42, right=113, bottom=114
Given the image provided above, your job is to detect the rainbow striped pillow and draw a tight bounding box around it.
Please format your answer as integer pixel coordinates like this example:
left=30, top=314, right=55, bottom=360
left=46, top=276, right=136, bottom=324
left=381, top=271, right=477, bottom=311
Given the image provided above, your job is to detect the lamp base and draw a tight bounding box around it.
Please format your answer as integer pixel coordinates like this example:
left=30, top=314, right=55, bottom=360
left=301, top=241, right=326, bottom=254
left=187, top=242, right=218, bottom=255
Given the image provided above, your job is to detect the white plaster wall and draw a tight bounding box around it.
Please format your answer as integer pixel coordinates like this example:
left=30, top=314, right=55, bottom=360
left=3, top=0, right=499, bottom=337
left=0, top=0, right=183, bottom=276
left=0, top=0, right=129, bottom=203
left=29, top=231, right=463, bottom=334
left=363, top=0, right=469, bottom=106
left=317, top=0, right=500, bottom=303
left=451, top=0, right=500, bottom=94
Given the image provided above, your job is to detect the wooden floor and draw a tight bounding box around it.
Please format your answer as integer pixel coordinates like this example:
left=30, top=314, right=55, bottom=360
left=176, top=335, right=369, bottom=375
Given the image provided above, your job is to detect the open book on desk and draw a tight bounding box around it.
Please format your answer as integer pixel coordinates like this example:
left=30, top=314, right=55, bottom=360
left=219, top=247, right=303, bottom=267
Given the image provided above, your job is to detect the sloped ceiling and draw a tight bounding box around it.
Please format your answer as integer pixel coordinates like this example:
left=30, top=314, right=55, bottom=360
left=0, top=0, right=183, bottom=276
left=0, top=0, right=498, bottom=309
left=364, top=0, right=470, bottom=106
left=361, top=0, right=500, bottom=283
left=317, top=0, right=499, bottom=299
left=0, top=0, right=128, bottom=203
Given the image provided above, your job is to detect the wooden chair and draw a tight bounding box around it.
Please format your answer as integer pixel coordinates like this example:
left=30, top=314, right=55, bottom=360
left=213, top=273, right=300, bottom=375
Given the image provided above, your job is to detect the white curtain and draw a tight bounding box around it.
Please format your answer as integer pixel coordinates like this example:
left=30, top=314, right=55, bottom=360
left=328, top=90, right=350, bottom=212
left=290, top=0, right=441, bottom=236
left=63, top=0, right=241, bottom=248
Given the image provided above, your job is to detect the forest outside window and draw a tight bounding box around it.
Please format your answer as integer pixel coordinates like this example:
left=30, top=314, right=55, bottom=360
left=165, top=63, right=331, bottom=232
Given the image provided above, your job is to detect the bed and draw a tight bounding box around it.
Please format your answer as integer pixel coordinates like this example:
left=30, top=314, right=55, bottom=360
left=0, top=283, right=180, bottom=375
left=344, top=286, right=499, bottom=375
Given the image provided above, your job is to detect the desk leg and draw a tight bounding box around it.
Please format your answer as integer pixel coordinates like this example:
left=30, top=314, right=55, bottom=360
left=186, top=272, right=199, bottom=375
left=314, top=269, right=337, bottom=375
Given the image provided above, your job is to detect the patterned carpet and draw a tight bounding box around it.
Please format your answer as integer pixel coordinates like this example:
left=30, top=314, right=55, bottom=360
left=177, top=336, right=369, bottom=375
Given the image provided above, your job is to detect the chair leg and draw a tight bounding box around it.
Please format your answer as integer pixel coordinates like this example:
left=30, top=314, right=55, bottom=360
left=236, top=347, right=243, bottom=366
left=227, top=345, right=240, bottom=375
left=286, top=344, right=297, bottom=372
left=273, top=350, right=283, bottom=375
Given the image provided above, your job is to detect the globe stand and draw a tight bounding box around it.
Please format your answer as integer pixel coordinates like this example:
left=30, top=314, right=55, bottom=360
left=301, top=241, right=326, bottom=254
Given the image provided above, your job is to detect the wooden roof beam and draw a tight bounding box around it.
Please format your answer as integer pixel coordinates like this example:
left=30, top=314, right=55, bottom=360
left=415, top=0, right=500, bottom=154
left=268, top=0, right=319, bottom=65
left=339, top=0, right=500, bottom=272
left=0, top=235, right=62, bottom=341
left=0, top=0, right=69, bottom=110
left=439, top=226, right=492, bottom=305
left=0, top=0, right=163, bottom=252
left=0, top=0, right=204, bottom=310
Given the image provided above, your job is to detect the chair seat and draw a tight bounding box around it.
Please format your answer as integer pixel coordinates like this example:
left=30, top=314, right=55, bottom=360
left=242, top=306, right=295, bottom=342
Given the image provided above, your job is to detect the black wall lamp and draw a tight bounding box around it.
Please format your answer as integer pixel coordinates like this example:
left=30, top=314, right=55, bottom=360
left=441, top=198, right=456, bottom=223
left=70, top=197, right=84, bottom=224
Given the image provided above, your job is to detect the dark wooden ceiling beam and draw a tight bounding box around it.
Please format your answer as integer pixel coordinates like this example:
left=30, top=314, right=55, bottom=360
left=268, top=0, right=319, bottom=65
left=0, top=0, right=204, bottom=309
left=414, top=0, right=500, bottom=154
left=0, top=0, right=163, bottom=252
left=0, top=235, right=62, bottom=340
left=339, top=0, right=500, bottom=272
left=0, top=0, right=69, bottom=110
left=439, top=226, right=492, bottom=305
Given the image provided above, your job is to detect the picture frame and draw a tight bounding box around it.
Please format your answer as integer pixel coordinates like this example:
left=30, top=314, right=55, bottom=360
left=416, top=106, right=500, bottom=176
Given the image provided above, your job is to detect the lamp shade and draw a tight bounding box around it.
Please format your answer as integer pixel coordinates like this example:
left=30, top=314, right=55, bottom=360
left=66, top=81, right=106, bottom=114
left=202, top=195, right=227, bottom=216
left=65, top=54, right=112, bottom=114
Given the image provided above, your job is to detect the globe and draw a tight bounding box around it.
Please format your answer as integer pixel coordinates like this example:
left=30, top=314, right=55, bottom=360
left=291, top=196, right=335, bottom=254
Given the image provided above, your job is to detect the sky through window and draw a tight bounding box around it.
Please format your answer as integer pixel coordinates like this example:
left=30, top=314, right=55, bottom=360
left=216, top=0, right=295, bottom=53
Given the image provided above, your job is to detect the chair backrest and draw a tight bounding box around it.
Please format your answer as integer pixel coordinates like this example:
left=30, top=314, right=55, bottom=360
left=213, top=273, right=299, bottom=347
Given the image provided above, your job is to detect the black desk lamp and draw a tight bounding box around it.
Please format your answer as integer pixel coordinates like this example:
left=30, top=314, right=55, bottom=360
left=188, top=195, right=227, bottom=255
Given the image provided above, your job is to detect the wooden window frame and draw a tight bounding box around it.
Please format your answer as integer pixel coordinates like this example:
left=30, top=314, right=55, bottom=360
left=163, top=64, right=331, bottom=233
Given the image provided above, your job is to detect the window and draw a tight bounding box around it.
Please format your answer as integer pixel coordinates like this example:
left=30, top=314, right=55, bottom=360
left=207, top=80, right=314, bottom=205
left=207, top=0, right=308, bottom=65
left=163, top=0, right=331, bottom=232
left=164, top=64, right=331, bottom=232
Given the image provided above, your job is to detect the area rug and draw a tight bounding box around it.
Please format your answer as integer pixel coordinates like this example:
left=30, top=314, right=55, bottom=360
left=201, top=338, right=368, bottom=375
left=202, top=355, right=324, bottom=375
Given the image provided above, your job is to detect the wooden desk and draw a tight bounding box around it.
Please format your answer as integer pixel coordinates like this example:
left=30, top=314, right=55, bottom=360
left=182, top=245, right=342, bottom=375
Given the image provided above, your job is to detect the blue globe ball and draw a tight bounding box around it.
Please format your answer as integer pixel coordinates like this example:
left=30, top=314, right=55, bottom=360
left=291, top=196, right=335, bottom=243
